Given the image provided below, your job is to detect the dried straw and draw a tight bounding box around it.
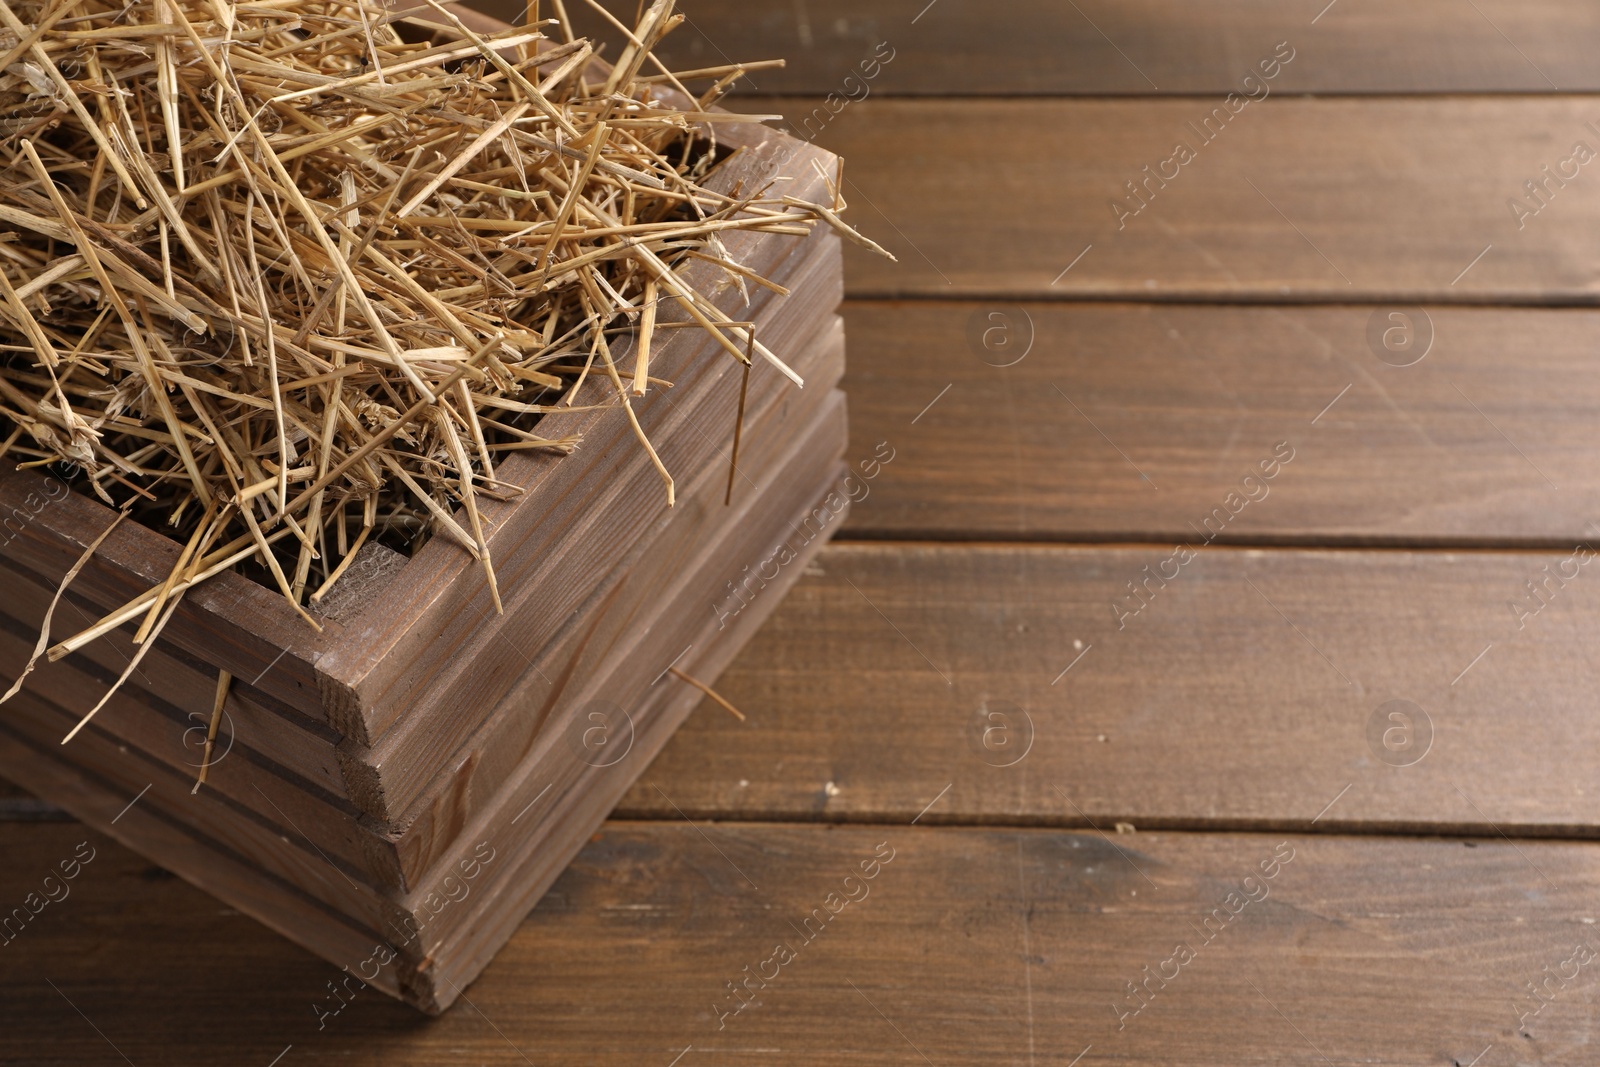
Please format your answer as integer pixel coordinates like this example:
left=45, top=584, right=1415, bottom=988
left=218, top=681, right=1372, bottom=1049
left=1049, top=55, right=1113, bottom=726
left=0, top=0, right=885, bottom=718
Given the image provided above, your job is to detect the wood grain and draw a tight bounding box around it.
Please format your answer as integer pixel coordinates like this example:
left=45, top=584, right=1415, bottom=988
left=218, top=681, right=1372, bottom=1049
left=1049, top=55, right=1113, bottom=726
left=0, top=465, right=330, bottom=719
left=11, top=0, right=1595, bottom=1048
left=0, top=557, right=350, bottom=798
left=0, top=777, right=61, bottom=820
left=0, top=735, right=414, bottom=1005
left=0, top=247, right=844, bottom=851
left=381, top=390, right=850, bottom=891
left=751, top=96, right=1600, bottom=301
left=414, top=455, right=853, bottom=1006
left=1, top=818, right=1594, bottom=1064
left=341, top=238, right=845, bottom=821
left=0, top=442, right=853, bottom=1010
left=0, top=328, right=847, bottom=897
left=469, top=0, right=1600, bottom=95
left=0, top=381, right=850, bottom=891
left=833, top=301, right=1600, bottom=544
left=0, top=688, right=410, bottom=934
left=618, top=542, right=1600, bottom=834
left=0, top=617, right=383, bottom=881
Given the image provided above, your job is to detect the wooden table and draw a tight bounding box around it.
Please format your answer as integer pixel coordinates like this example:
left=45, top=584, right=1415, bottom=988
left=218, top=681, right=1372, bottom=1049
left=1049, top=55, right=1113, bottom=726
left=6, top=1, right=1600, bottom=1062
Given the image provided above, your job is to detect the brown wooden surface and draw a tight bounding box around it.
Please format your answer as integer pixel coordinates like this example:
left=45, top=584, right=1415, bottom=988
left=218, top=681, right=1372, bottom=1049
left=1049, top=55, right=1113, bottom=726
left=5, top=0, right=1598, bottom=1056
left=0, top=557, right=352, bottom=797
left=756, top=96, right=1600, bottom=302
left=0, top=726, right=416, bottom=1004
left=0, top=17, right=863, bottom=1009
left=478, top=0, right=1600, bottom=96
left=0, top=686, right=412, bottom=934
left=413, top=454, right=853, bottom=1006
left=619, top=542, right=1600, bottom=833
left=1, top=819, right=1595, bottom=1064
left=0, top=463, right=332, bottom=718
left=0, top=618, right=380, bottom=877
left=0, top=325, right=848, bottom=899
left=0, top=776, right=62, bottom=819
left=0, top=256, right=844, bottom=881
left=0, top=372, right=850, bottom=887
left=832, top=301, right=1600, bottom=544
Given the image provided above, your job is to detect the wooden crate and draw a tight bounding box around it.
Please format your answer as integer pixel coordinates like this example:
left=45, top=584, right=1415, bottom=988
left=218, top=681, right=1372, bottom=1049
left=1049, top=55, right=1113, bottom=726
left=0, top=227, right=842, bottom=882
left=0, top=49, right=852, bottom=1009
left=0, top=385, right=849, bottom=1010
left=0, top=304, right=844, bottom=891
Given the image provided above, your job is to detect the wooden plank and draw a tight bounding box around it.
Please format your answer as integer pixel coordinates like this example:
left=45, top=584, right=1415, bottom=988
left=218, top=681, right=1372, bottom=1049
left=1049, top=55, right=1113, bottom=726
left=751, top=96, right=1600, bottom=301
left=0, top=739, right=412, bottom=1005
left=833, top=301, right=1600, bottom=544
left=0, top=327, right=851, bottom=902
left=0, top=623, right=391, bottom=887
left=0, top=382, right=848, bottom=895
left=0, top=557, right=350, bottom=798
left=0, top=777, right=63, bottom=820
left=471, top=0, right=1600, bottom=95
left=414, top=452, right=852, bottom=1005
left=1, top=819, right=1595, bottom=1062
left=0, top=689, right=411, bottom=934
left=619, top=542, right=1600, bottom=834
left=357, top=309, right=845, bottom=831
left=0, top=242, right=842, bottom=849
left=0, top=466, right=330, bottom=719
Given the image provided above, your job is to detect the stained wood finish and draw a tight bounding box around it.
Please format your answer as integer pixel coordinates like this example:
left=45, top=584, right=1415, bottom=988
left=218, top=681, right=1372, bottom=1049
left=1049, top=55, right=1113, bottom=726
left=1, top=558, right=351, bottom=798
left=0, top=819, right=1592, bottom=1064
left=6, top=0, right=1593, bottom=1047
left=472, top=0, right=1600, bottom=96
left=416, top=462, right=852, bottom=1004
left=0, top=378, right=848, bottom=886
left=618, top=542, right=1600, bottom=834
left=0, top=778, right=60, bottom=819
left=0, top=620, right=382, bottom=880
left=0, top=465, right=330, bottom=718
left=0, top=39, right=860, bottom=1004
left=833, top=301, right=1600, bottom=544
left=0, top=440, right=851, bottom=1011
left=0, top=731, right=416, bottom=1004
left=374, top=377, right=850, bottom=893
left=343, top=242, right=846, bottom=823
left=0, top=326, right=848, bottom=898
left=0, top=688, right=412, bottom=933
left=748, top=96, right=1600, bottom=301
left=0, top=266, right=843, bottom=868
